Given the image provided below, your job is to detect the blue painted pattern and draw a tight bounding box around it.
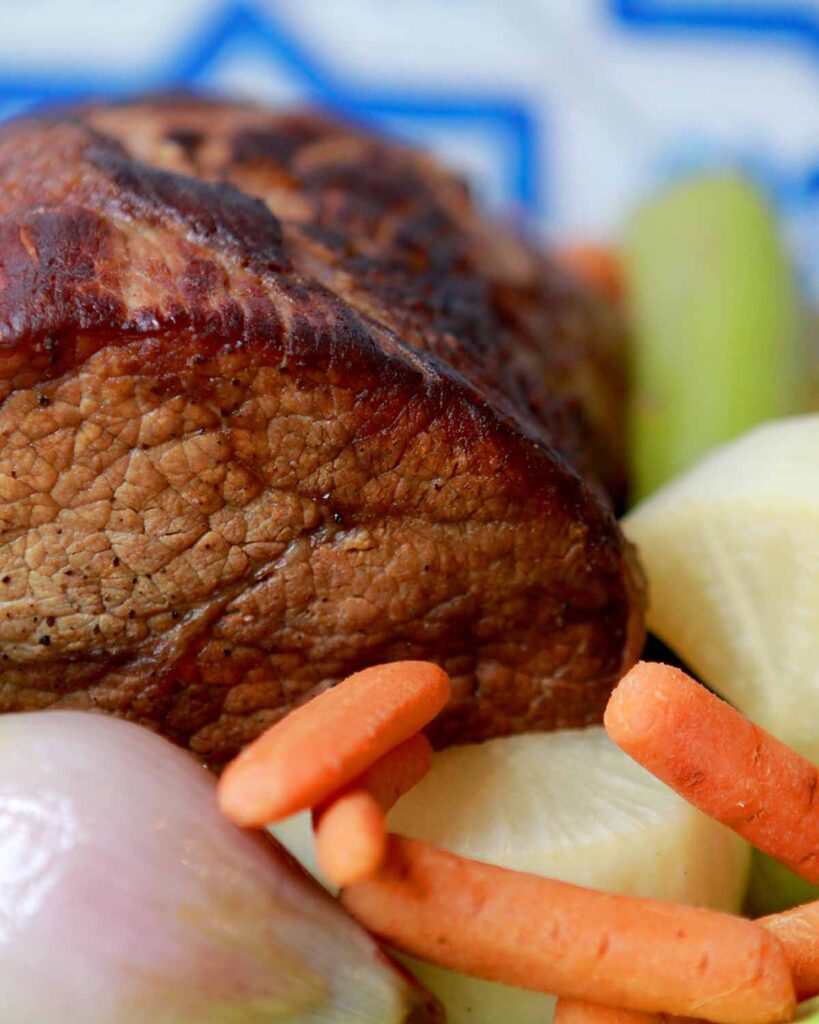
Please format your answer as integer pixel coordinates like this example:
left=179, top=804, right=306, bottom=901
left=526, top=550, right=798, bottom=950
left=612, top=0, right=819, bottom=51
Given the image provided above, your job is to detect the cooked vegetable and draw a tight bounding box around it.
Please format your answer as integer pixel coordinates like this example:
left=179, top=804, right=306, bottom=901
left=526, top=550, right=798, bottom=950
left=341, top=835, right=794, bottom=1023
left=315, top=790, right=386, bottom=889
left=747, top=850, right=819, bottom=918
left=313, top=734, right=432, bottom=888
left=796, top=996, right=819, bottom=1022
left=357, top=733, right=434, bottom=812
left=606, top=661, right=819, bottom=884
left=764, top=901, right=819, bottom=1000
left=558, top=895, right=819, bottom=1015
left=0, top=711, right=436, bottom=1023
left=625, top=174, right=801, bottom=500
left=623, top=415, right=819, bottom=762
left=386, top=728, right=747, bottom=909
left=555, top=999, right=659, bottom=1024
left=219, top=662, right=451, bottom=827
left=557, top=243, right=624, bottom=304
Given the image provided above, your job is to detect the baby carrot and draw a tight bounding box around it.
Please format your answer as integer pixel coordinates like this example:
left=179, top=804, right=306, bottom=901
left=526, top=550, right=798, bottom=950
left=314, top=789, right=387, bottom=889
left=555, top=999, right=662, bottom=1024
left=560, top=893, right=819, bottom=1005
left=605, top=662, right=819, bottom=884
left=556, top=243, right=624, bottom=304
left=218, top=662, right=450, bottom=827
left=313, top=734, right=433, bottom=888
left=341, top=835, right=795, bottom=1024
left=358, top=732, right=433, bottom=813
left=762, top=901, right=819, bottom=1000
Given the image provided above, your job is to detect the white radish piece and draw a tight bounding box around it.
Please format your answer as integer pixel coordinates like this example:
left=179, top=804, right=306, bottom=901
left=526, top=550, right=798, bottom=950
left=0, top=711, right=436, bottom=1023
left=623, top=414, right=819, bottom=761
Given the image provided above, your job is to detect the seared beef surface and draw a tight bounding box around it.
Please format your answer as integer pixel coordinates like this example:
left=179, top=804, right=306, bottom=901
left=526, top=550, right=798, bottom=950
left=0, top=97, right=644, bottom=767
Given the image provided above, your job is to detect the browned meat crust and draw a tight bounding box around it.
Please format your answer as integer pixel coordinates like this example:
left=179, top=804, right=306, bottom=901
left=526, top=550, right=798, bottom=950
left=0, top=97, right=644, bottom=767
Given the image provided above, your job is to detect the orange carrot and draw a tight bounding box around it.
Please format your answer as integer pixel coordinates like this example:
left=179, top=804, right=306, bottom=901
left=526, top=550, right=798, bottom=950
left=554, top=999, right=712, bottom=1024
left=762, top=900, right=819, bottom=1000
left=314, top=789, right=387, bottom=888
left=218, top=661, right=449, bottom=827
left=357, top=732, right=433, bottom=813
left=313, top=733, right=433, bottom=888
left=555, top=999, right=662, bottom=1024
left=341, top=835, right=795, bottom=1024
left=605, top=662, right=819, bottom=884
left=556, top=243, right=624, bottom=304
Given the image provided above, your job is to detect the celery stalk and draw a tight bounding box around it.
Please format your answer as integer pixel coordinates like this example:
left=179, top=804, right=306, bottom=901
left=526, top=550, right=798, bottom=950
left=625, top=175, right=802, bottom=502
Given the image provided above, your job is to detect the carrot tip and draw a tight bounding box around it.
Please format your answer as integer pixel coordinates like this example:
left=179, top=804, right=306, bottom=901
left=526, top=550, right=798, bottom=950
left=315, top=789, right=388, bottom=888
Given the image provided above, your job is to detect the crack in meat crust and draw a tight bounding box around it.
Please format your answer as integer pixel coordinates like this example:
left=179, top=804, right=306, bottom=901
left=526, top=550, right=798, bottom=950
left=0, top=99, right=645, bottom=767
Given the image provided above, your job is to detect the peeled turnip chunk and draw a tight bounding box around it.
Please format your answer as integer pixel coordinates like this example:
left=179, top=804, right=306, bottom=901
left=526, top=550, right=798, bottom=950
left=0, top=711, right=435, bottom=1023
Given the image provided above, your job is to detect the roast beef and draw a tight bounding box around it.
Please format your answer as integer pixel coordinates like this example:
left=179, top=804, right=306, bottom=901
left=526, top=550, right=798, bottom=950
left=0, top=96, right=644, bottom=767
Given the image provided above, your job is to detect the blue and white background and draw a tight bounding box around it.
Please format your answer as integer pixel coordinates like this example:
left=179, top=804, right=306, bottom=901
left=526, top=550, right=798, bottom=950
left=3, top=0, right=819, bottom=291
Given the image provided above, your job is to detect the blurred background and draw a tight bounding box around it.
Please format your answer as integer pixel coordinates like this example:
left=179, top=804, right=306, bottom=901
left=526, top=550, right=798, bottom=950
left=3, top=0, right=819, bottom=294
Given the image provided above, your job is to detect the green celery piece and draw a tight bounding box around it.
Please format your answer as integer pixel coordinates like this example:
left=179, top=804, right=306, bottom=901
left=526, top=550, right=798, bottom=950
left=798, top=996, right=819, bottom=1022
left=625, top=174, right=802, bottom=502
left=745, top=848, right=819, bottom=917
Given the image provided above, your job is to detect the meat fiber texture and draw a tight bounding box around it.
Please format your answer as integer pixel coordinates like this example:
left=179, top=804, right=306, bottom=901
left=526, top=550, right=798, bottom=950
left=0, top=96, right=644, bottom=768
